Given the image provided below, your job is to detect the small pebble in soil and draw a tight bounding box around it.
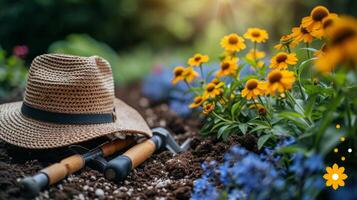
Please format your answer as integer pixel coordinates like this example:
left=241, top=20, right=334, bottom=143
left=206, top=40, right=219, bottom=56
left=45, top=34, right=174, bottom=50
left=95, top=188, right=104, bottom=197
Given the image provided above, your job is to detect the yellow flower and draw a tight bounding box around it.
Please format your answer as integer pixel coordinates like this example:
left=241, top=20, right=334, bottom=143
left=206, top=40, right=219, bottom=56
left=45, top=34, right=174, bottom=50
left=270, top=52, right=298, bottom=70
left=243, top=28, right=269, bottom=43
left=220, top=33, right=246, bottom=52
left=246, top=49, right=266, bottom=60
left=323, top=163, right=348, bottom=190
left=203, top=82, right=224, bottom=99
left=172, top=66, right=186, bottom=85
left=322, top=13, right=339, bottom=37
left=291, top=25, right=314, bottom=44
left=274, top=34, right=298, bottom=50
left=241, top=79, right=266, bottom=100
left=210, top=78, right=225, bottom=88
left=172, top=66, right=199, bottom=85
left=315, top=16, right=357, bottom=72
left=188, top=53, right=209, bottom=67
left=266, top=70, right=295, bottom=95
left=189, top=96, right=206, bottom=108
left=203, top=103, right=215, bottom=115
left=216, top=58, right=238, bottom=77
left=183, top=67, right=199, bottom=83
left=314, top=48, right=341, bottom=73
left=249, top=103, right=267, bottom=116
left=302, top=5, right=332, bottom=39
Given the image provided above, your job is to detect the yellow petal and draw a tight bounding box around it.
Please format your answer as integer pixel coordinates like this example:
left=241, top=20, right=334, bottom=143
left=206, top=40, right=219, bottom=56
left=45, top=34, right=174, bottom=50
left=332, top=183, right=339, bottom=190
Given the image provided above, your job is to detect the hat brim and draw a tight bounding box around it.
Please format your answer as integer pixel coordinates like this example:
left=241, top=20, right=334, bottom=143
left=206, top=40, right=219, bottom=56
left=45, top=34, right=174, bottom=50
left=0, top=98, right=152, bottom=149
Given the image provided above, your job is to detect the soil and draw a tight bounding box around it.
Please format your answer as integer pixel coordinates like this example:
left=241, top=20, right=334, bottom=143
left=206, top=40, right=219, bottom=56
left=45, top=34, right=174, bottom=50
left=0, top=84, right=257, bottom=200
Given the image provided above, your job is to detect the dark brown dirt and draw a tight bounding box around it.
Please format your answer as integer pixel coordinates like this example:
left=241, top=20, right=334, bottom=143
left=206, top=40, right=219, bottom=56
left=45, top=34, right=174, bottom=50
left=0, top=85, right=257, bottom=200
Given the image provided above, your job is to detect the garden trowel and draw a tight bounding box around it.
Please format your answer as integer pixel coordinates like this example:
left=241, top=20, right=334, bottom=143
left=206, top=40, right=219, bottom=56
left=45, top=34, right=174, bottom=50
left=19, top=137, right=135, bottom=198
left=104, top=127, right=192, bottom=182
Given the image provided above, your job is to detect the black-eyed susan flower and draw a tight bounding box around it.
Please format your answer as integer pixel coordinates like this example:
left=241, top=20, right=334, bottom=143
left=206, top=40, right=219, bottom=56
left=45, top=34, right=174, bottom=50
left=189, top=96, right=206, bottom=108
left=249, top=103, right=267, bottom=116
left=323, top=163, right=348, bottom=190
left=203, top=103, right=215, bottom=115
left=188, top=53, right=209, bottom=67
left=182, top=67, right=199, bottom=83
left=291, top=26, right=314, bottom=44
left=246, top=49, right=266, bottom=60
left=302, top=5, right=332, bottom=38
left=203, top=82, right=224, bottom=99
left=244, top=28, right=269, bottom=43
left=241, top=79, right=266, bottom=100
left=274, top=34, right=298, bottom=50
left=172, top=66, right=186, bottom=85
left=220, top=33, right=246, bottom=52
left=322, top=13, right=339, bottom=37
left=266, top=70, right=295, bottom=95
left=270, top=52, right=298, bottom=70
left=216, top=58, right=238, bottom=77
left=315, top=16, right=357, bottom=72
left=172, top=66, right=199, bottom=85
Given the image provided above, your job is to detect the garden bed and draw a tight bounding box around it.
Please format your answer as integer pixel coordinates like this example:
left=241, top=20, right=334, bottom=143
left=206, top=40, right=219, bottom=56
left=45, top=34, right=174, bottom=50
left=0, top=84, right=254, bottom=200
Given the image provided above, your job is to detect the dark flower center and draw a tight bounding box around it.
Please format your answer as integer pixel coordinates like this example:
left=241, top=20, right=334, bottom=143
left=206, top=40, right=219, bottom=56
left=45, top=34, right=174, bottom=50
left=221, top=62, right=230, bottom=70
left=331, top=28, right=357, bottom=46
left=207, top=85, right=215, bottom=92
left=312, top=8, right=329, bottom=21
left=228, top=36, right=238, bottom=44
left=194, top=97, right=203, bottom=104
left=300, top=27, right=310, bottom=34
left=323, top=19, right=334, bottom=29
left=247, top=80, right=258, bottom=90
left=252, top=31, right=261, bottom=37
left=269, top=72, right=282, bottom=83
left=194, top=56, right=202, bottom=61
left=174, top=69, right=184, bottom=76
left=276, top=54, right=288, bottom=63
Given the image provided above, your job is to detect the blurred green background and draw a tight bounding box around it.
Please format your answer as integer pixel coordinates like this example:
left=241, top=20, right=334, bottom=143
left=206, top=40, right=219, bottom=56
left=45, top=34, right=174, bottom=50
left=0, top=0, right=356, bottom=100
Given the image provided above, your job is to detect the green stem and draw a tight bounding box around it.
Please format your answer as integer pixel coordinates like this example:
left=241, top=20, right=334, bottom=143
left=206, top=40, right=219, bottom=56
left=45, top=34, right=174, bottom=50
left=306, top=43, right=311, bottom=59
left=286, top=91, right=312, bottom=125
left=286, top=45, right=291, bottom=54
left=199, top=65, right=205, bottom=84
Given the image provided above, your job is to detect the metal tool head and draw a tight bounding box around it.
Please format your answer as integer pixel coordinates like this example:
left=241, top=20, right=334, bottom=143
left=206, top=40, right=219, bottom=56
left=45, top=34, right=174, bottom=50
left=152, top=127, right=192, bottom=155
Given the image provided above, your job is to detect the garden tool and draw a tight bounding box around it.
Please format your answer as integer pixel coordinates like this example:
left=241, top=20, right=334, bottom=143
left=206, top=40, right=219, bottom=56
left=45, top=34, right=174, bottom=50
left=104, top=127, right=191, bottom=182
left=19, top=137, right=135, bottom=198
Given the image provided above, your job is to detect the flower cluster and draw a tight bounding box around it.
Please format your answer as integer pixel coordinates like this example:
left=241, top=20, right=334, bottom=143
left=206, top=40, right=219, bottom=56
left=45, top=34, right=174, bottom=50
left=170, top=5, right=357, bottom=155
left=192, top=145, right=324, bottom=200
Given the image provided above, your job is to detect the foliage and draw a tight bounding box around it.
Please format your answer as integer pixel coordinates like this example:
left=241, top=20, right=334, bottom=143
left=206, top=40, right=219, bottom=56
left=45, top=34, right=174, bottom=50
left=0, top=48, right=27, bottom=102
left=191, top=145, right=324, bottom=200
left=49, top=34, right=152, bottom=85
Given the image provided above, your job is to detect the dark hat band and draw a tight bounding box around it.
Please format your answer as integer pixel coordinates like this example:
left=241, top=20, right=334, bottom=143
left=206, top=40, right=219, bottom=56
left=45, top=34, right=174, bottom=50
left=21, top=103, right=115, bottom=125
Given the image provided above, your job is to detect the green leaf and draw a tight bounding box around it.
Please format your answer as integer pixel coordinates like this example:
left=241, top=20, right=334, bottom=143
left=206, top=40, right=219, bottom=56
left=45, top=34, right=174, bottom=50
left=304, top=94, right=317, bottom=120
left=257, top=134, right=271, bottom=150
left=238, top=123, right=248, bottom=134
left=217, top=125, right=230, bottom=139
left=277, top=111, right=309, bottom=130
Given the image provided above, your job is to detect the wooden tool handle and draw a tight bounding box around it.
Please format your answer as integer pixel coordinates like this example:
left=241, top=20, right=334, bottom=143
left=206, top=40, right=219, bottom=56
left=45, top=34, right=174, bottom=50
left=101, top=137, right=135, bottom=156
left=41, top=154, right=84, bottom=185
left=123, top=139, right=156, bottom=168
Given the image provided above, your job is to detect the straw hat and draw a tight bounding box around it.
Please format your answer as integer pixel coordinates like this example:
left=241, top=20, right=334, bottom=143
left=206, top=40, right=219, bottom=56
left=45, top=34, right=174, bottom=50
left=0, top=54, right=152, bottom=149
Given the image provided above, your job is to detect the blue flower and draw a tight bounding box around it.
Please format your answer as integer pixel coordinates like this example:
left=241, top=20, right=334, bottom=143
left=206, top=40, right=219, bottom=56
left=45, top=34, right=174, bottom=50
left=191, top=176, right=219, bottom=200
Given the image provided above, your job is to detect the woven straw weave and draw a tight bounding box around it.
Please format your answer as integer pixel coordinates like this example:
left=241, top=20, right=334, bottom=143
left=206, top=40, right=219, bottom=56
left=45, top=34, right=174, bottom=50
left=0, top=54, right=152, bottom=149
